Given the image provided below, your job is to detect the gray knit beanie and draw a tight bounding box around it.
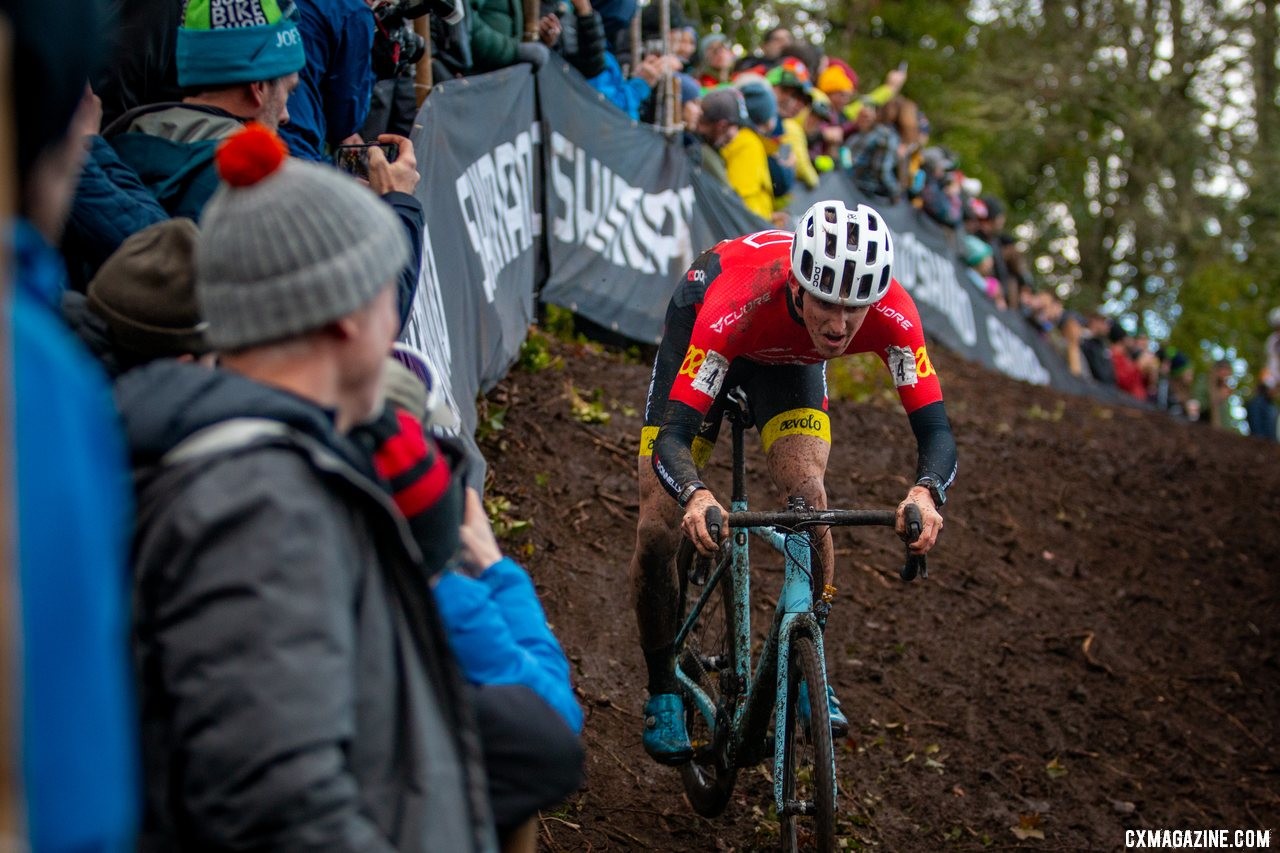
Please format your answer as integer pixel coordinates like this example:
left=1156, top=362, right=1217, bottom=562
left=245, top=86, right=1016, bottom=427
left=196, top=125, right=410, bottom=350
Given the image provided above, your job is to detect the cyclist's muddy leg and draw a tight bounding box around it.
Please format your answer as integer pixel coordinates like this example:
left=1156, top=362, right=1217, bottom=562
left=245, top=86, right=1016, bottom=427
left=630, top=458, right=687, bottom=693
left=766, top=434, right=834, bottom=589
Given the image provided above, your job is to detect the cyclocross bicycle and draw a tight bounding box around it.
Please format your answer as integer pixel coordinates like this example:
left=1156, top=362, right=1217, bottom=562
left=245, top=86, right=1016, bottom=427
left=672, top=388, right=926, bottom=851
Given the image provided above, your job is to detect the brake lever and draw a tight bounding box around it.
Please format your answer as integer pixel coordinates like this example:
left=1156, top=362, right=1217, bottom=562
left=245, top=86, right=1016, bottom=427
left=900, top=503, right=928, bottom=582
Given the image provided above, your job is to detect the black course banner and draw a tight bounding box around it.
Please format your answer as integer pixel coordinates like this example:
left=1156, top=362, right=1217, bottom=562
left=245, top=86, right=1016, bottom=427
left=789, top=173, right=1112, bottom=398
left=401, top=64, right=539, bottom=482
left=537, top=59, right=765, bottom=343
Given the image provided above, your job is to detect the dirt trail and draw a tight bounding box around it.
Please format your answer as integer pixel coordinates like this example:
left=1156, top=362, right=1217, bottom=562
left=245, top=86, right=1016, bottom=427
left=481, top=336, right=1280, bottom=851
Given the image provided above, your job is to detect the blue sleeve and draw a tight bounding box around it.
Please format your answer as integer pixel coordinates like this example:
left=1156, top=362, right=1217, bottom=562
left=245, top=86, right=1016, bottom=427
left=434, top=564, right=583, bottom=732
left=12, top=235, right=139, bottom=849
left=380, top=191, right=424, bottom=329
left=322, top=6, right=376, bottom=147
left=63, top=136, right=169, bottom=284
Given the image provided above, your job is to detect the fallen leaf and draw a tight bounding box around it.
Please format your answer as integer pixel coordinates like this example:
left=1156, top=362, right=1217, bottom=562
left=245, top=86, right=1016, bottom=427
left=951, top=785, right=966, bottom=797
left=925, top=743, right=941, bottom=755
left=1011, top=813, right=1045, bottom=841
left=1045, top=756, right=1068, bottom=779
left=1042, top=550, right=1055, bottom=560
left=1112, top=800, right=1136, bottom=815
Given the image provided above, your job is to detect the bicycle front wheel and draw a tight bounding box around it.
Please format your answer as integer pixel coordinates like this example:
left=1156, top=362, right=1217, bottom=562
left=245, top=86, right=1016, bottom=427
left=781, top=633, right=836, bottom=852
left=675, top=538, right=739, bottom=817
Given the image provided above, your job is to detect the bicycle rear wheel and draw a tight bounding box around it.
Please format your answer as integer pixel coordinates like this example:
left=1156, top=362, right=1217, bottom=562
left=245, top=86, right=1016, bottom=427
left=675, top=538, right=739, bottom=817
left=781, top=633, right=836, bottom=852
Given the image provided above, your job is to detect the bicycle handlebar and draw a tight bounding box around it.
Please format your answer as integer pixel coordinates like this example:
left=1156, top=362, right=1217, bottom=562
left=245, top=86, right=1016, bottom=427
left=710, top=504, right=928, bottom=583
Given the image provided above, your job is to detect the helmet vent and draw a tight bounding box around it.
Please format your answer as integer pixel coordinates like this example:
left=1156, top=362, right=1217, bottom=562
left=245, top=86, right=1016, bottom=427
left=824, top=230, right=837, bottom=258
left=823, top=207, right=838, bottom=224
left=847, top=222, right=859, bottom=250
left=819, top=267, right=836, bottom=294
left=841, top=260, right=857, bottom=299
left=857, top=273, right=874, bottom=301
left=801, top=250, right=814, bottom=280
left=865, top=239, right=877, bottom=264
left=866, top=214, right=879, bottom=231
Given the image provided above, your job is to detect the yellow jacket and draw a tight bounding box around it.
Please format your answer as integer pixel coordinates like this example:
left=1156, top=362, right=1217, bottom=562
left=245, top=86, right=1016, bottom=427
left=720, top=127, right=773, bottom=220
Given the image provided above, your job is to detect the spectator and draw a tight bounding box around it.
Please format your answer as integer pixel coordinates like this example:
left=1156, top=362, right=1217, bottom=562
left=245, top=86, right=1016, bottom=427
left=592, top=0, right=636, bottom=46
left=63, top=217, right=210, bottom=379
left=1208, top=358, right=1235, bottom=429
left=589, top=50, right=678, bottom=122
left=805, top=88, right=838, bottom=168
left=96, top=0, right=185, bottom=125
left=103, top=0, right=305, bottom=219
left=1245, top=370, right=1278, bottom=441
left=695, top=32, right=735, bottom=90
left=687, top=86, right=747, bottom=185
left=767, top=58, right=820, bottom=191
left=961, top=234, right=1005, bottom=309
left=673, top=25, right=698, bottom=72
left=116, top=125, right=495, bottom=851
left=734, top=25, right=792, bottom=74
left=543, top=0, right=608, bottom=80
left=722, top=76, right=777, bottom=220
left=62, top=90, right=169, bottom=290
left=277, top=0, right=376, bottom=162
left=736, top=74, right=794, bottom=208
left=896, top=97, right=923, bottom=196
left=469, top=0, right=552, bottom=73
left=1110, top=324, right=1151, bottom=402
left=358, top=363, right=585, bottom=849
left=1080, top=313, right=1116, bottom=385
left=973, top=195, right=1016, bottom=308
left=846, top=94, right=902, bottom=201
left=917, top=146, right=963, bottom=228
left=3, top=0, right=140, bottom=846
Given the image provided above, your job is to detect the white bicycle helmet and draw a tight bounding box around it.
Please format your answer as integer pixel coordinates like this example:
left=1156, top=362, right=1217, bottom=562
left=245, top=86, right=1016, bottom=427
left=791, top=200, right=894, bottom=306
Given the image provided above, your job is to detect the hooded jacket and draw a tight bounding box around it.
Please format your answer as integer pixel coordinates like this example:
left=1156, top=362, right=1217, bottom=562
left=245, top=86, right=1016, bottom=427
left=116, top=360, right=497, bottom=853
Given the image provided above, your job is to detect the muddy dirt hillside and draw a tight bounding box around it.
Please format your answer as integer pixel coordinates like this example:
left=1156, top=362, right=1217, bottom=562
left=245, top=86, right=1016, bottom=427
left=478, top=333, right=1279, bottom=852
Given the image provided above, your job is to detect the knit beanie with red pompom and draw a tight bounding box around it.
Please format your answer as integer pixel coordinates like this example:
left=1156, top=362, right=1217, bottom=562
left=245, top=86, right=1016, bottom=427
left=196, top=123, right=410, bottom=350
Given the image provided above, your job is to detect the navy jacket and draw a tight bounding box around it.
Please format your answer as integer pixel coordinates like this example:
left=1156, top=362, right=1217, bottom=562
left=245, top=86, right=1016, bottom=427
left=279, top=0, right=376, bottom=162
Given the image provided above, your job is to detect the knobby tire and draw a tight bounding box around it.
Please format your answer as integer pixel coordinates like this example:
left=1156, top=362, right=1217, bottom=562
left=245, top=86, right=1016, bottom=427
left=781, top=633, right=836, bottom=853
left=675, top=538, right=739, bottom=817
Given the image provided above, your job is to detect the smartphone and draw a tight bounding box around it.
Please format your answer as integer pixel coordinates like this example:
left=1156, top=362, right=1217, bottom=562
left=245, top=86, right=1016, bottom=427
left=897, top=59, right=909, bottom=73
left=334, top=142, right=399, bottom=179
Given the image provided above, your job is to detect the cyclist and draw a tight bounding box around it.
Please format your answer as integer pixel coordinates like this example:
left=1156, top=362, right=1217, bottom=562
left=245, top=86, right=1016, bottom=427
left=632, top=200, right=958, bottom=764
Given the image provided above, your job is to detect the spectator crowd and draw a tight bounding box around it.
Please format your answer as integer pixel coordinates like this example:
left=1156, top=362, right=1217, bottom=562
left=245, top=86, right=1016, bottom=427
left=4, top=0, right=1279, bottom=850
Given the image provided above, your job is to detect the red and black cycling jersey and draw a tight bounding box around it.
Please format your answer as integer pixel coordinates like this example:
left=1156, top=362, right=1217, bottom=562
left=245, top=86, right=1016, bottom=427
left=669, top=229, right=943, bottom=417
left=648, top=228, right=957, bottom=506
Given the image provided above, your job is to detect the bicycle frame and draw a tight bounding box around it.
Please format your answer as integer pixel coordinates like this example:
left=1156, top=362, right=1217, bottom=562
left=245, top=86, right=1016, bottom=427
left=673, top=400, right=838, bottom=817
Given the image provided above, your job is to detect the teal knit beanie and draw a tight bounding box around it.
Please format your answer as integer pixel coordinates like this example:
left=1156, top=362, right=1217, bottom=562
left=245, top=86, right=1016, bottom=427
left=176, top=0, right=306, bottom=88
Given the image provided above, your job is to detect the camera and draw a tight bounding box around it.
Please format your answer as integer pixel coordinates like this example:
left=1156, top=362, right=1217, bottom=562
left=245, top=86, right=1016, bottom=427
left=370, top=0, right=465, bottom=79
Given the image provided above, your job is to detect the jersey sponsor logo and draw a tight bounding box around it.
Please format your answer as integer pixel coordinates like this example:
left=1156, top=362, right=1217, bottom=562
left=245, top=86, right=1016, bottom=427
left=760, top=407, right=831, bottom=452
left=708, top=293, right=770, bottom=335
left=887, top=345, right=918, bottom=388
left=638, top=426, right=659, bottom=457
left=874, top=301, right=913, bottom=331
left=742, top=229, right=794, bottom=249
left=915, top=346, right=935, bottom=379
left=690, top=350, right=729, bottom=398
left=687, top=269, right=706, bottom=283
left=679, top=344, right=706, bottom=379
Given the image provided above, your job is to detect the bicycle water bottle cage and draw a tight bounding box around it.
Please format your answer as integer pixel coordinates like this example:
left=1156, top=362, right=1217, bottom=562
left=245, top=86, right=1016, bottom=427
left=726, top=386, right=753, bottom=427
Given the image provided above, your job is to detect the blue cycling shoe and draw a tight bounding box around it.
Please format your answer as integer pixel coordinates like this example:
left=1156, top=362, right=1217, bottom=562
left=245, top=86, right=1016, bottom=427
left=642, top=693, right=693, bottom=765
left=797, top=682, right=850, bottom=738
